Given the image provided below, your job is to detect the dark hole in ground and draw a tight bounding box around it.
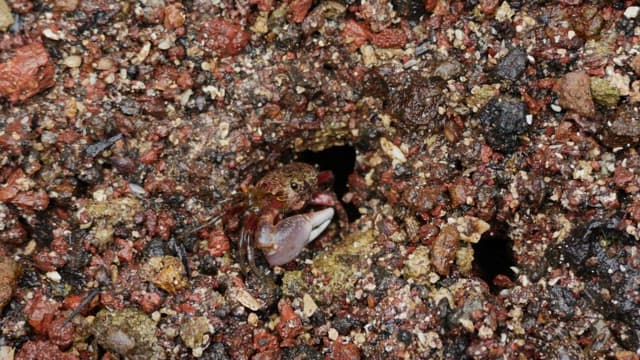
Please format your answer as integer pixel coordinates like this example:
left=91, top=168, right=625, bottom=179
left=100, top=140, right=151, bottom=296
left=296, top=145, right=360, bottom=222
left=472, top=222, right=516, bottom=293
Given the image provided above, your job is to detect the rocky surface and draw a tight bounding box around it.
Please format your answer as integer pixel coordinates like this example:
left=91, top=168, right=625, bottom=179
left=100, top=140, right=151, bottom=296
left=1, top=0, right=640, bottom=359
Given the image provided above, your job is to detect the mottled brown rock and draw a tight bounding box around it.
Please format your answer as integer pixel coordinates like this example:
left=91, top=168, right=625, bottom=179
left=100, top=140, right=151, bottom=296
left=131, top=291, right=163, bottom=313
left=15, top=340, right=77, bottom=360
left=371, top=27, right=407, bottom=48
left=0, top=256, right=20, bottom=313
left=252, top=329, right=279, bottom=353
left=388, top=73, right=447, bottom=131
left=198, top=18, right=250, bottom=57
left=342, top=19, right=371, bottom=50
left=92, top=308, right=164, bottom=359
left=448, top=179, right=470, bottom=208
left=48, top=316, right=75, bottom=347
left=11, top=190, right=50, bottom=211
left=51, top=0, right=79, bottom=12
left=276, top=299, right=303, bottom=339
left=631, top=55, right=640, bottom=77
left=24, top=292, right=60, bottom=335
left=33, top=251, right=66, bottom=272
left=288, top=0, right=312, bottom=23
left=144, top=256, right=188, bottom=295
left=478, top=0, right=500, bottom=14
left=0, top=205, right=27, bottom=244
left=431, top=224, right=459, bottom=276
left=0, top=43, right=55, bottom=103
left=328, top=341, right=361, bottom=360
left=601, top=103, right=640, bottom=147
left=571, top=5, right=603, bottom=39
left=557, top=70, right=595, bottom=117
left=402, top=185, right=443, bottom=213
left=180, top=316, right=210, bottom=351
left=163, top=4, right=185, bottom=29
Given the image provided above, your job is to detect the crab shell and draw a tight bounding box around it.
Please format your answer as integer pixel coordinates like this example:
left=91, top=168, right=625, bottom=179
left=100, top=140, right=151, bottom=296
left=253, top=162, right=319, bottom=211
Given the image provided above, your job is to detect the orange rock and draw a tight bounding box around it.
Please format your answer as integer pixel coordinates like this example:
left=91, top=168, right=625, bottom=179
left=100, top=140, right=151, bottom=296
left=342, top=20, right=371, bottom=50
left=288, top=0, right=312, bottom=23
left=24, top=292, right=60, bottom=335
left=15, top=340, right=78, bottom=360
left=329, top=341, right=361, bottom=360
left=163, top=4, right=185, bottom=29
left=0, top=43, right=55, bottom=103
left=253, top=329, right=279, bottom=353
left=207, top=230, right=231, bottom=257
left=276, top=299, right=303, bottom=339
left=199, top=18, right=250, bottom=57
left=12, top=190, right=50, bottom=211
left=371, top=27, right=407, bottom=48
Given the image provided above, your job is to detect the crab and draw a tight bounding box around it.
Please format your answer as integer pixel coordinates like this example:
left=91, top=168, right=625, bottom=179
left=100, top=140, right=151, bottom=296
left=234, top=162, right=346, bottom=270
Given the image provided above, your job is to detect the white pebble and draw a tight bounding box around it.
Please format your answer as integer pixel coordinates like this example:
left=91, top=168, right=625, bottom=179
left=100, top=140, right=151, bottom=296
left=158, top=37, right=173, bottom=50
left=42, top=28, right=62, bottom=40
left=380, top=137, right=406, bottom=163
left=151, top=311, right=161, bottom=321
left=46, top=271, right=61, bottom=282
left=247, top=312, right=259, bottom=326
left=228, top=287, right=265, bottom=311
left=624, top=6, right=639, bottom=19
left=303, top=294, right=318, bottom=318
left=550, top=103, right=563, bottom=112
left=128, top=183, right=146, bottom=196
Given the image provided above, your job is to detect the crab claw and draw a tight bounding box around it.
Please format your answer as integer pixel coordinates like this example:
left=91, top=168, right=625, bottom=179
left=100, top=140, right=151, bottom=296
left=259, top=208, right=334, bottom=266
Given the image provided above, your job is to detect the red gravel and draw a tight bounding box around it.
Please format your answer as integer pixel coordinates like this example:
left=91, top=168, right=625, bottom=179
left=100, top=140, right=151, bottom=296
left=0, top=43, right=54, bottom=103
left=2, top=1, right=640, bottom=359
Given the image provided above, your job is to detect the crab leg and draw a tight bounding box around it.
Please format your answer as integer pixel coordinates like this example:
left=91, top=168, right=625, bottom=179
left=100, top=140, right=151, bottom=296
left=239, top=226, right=259, bottom=274
left=256, top=208, right=335, bottom=266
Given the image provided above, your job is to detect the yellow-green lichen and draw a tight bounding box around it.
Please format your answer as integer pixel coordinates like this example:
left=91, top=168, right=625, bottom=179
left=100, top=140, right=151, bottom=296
left=311, top=230, right=375, bottom=298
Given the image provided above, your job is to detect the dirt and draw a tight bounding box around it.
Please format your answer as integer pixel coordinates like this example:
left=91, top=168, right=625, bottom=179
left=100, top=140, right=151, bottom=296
left=1, top=0, right=640, bottom=359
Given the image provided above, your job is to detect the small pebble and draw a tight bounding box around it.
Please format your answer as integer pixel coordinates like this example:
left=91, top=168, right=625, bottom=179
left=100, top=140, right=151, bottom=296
left=228, top=287, right=265, bottom=311
left=42, top=28, right=62, bottom=40
left=397, top=329, right=413, bottom=344
left=247, top=313, right=258, bottom=326
left=624, top=6, right=639, bottom=19
left=95, top=58, right=114, bottom=71
left=158, top=37, right=173, bottom=50
left=328, top=328, right=339, bottom=340
left=380, top=138, right=406, bottom=163
left=128, top=183, right=146, bottom=196
left=303, top=294, right=318, bottom=318
left=45, top=271, right=61, bottom=282
left=0, top=0, right=12, bottom=31
left=0, top=347, right=14, bottom=360
left=63, top=55, right=82, bottom=68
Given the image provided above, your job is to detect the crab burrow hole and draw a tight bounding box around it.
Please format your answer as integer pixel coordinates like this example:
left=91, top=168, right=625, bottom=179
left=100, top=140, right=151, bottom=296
left=295, top=145, right=360, bottom=222
left=472, top=222, right=517, bottom=293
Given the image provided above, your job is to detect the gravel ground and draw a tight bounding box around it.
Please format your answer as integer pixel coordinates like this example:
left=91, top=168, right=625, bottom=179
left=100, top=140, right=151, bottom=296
left=1, top=0, right=640, bottom=359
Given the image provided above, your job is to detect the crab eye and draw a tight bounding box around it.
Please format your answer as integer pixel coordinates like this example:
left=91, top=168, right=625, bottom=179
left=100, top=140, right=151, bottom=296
left=290, top=181, right=299, bottom=190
